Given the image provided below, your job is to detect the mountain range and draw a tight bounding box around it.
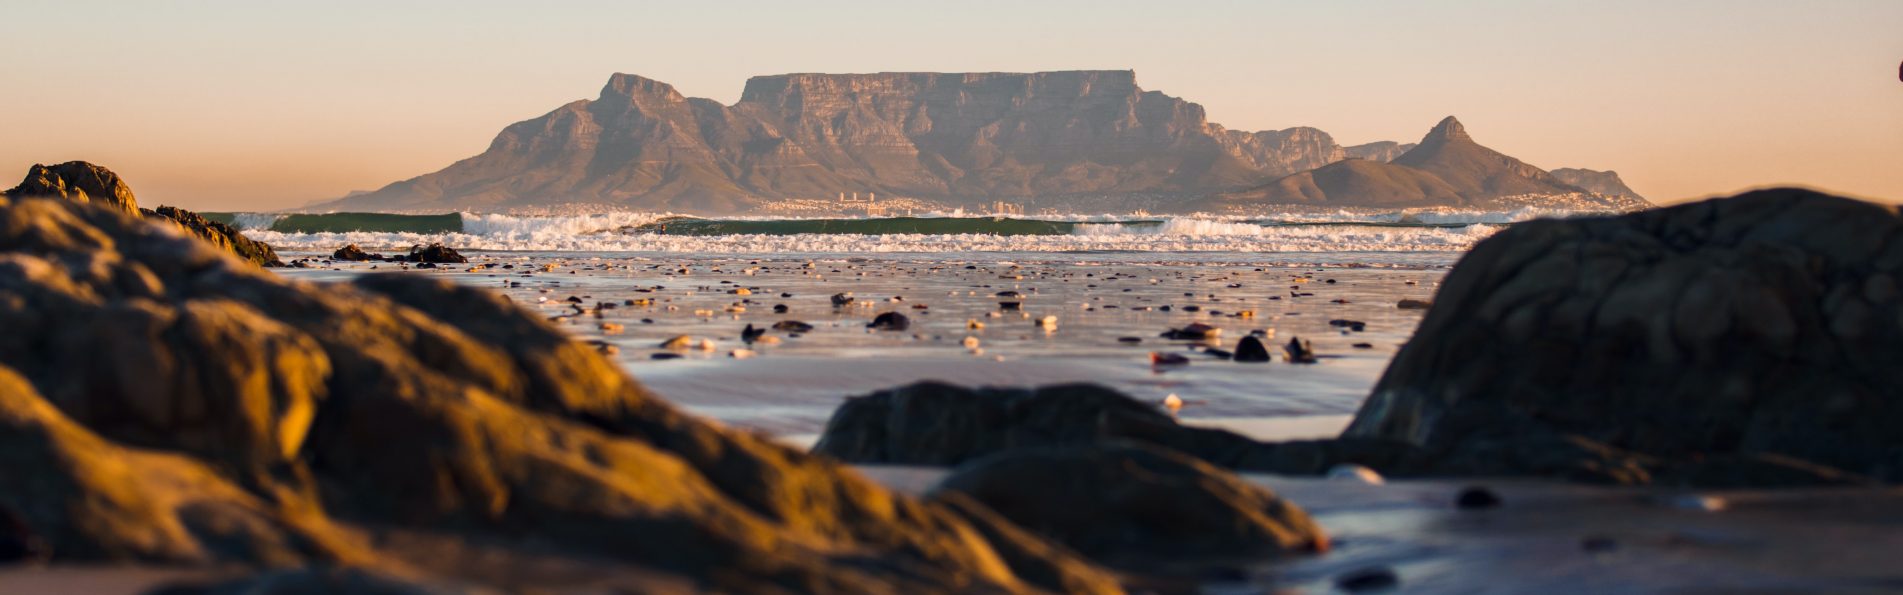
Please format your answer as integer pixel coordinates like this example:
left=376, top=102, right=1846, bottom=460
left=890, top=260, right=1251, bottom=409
left=320, top=70, right=1643, bottom=214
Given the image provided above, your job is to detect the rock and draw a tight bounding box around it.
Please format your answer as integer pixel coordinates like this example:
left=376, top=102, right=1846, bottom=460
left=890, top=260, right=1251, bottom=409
left=867, top=312, right=910, bottom=331
left=1150, top=352, right=1190, bottom=366
left=1161, top=323, right=1220, bottom=341
left=739, top=324, right=765, bottom=343
left=830, top=292, right=854, bottom=306
left=404, top=243, right=467, bottom=264
left=151, top=206, right=284, bottom=267
left=1233, top=336, right=1272, bottom=362
left=332, top=244, right=378, bottom=262
left=1455, top=486, right=1502, bottom=509
left=659, top=334, right=695, bottom=350
left=3, top=162, right=282, bottom=267
left=0, top=506, right=50, bottom=565
left=1283, top=337, right=1317, bottom=363
left=771, top=320, right=814, bottom=333
left=931, top=444, right=1326, bottom=572
left=4, top=161, right=139, bottom=215
left=1347, top=189, right=1903, bottom=485
left=1397, top=299, right=1432, bottom=310
left=1335, top=566, right=1400, bottom=592
left=0, top=195, right=1121, bottom=592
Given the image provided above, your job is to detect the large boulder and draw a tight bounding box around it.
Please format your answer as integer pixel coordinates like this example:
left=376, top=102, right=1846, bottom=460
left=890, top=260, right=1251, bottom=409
left=1349, top=188, right=1903, bottom=483
left=6, top=161, right=140, bottom=216
left=931, top=444, right=1326, bottom=573
left=0, top=194, right=1122, bottom=593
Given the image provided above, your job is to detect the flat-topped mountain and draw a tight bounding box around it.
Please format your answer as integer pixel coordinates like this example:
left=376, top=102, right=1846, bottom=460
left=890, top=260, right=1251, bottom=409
left=1199, top=117, right=1649, bottom=211
left=320, top=71, right=1415, bottom=214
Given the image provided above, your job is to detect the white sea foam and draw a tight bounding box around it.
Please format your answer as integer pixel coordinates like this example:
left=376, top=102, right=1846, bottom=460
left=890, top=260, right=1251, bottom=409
left=231, top=213, right=286, bottom=230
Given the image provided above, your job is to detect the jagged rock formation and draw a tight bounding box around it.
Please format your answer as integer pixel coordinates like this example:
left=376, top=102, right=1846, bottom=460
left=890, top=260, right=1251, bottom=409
left=6, top=162, right=140, bottom=216
left=1201, top=117, right=1645, bottom=211
left=0, top=195, right=1132, bottom=592
left=320, top=71, right=1407, bottom=214
left=1551, top=167, right=1644, bottom=201
left=4, top=161, right=282, bottom=267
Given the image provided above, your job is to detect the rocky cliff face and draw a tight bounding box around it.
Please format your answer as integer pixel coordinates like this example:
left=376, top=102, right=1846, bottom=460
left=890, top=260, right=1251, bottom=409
left=322, top=71, right=1391, bottom=214
left=1551, top=167, right=1646, bottom=202
left=5, top=161, right=282, bottom=266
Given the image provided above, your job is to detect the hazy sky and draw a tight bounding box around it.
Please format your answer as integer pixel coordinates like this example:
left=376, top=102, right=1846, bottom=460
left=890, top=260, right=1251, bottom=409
left=4, top=0, right=1898, bottom=211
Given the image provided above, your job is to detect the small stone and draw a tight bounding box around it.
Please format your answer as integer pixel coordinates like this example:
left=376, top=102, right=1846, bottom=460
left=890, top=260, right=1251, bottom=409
left=1233, top=336, right=1271, bottom=362
left=831, top=292, right=855, bottom=306
left=1283, top=337, right=1317, bottom=364
left=660, top=335, right=693, bottom=351
left=868, top=312, right=911, bottom=331
left=1455, top=486, right=1502, bottom=509
left=1151, top=352, right=1190, bottom=366
left=1335, top=567, right=1399, bottom=592
left=1397, top=299, right=1432, bottom=310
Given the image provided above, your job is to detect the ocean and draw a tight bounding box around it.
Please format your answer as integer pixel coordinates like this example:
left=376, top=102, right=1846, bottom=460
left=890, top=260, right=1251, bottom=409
left=256, top=207, right=1596, bottom=441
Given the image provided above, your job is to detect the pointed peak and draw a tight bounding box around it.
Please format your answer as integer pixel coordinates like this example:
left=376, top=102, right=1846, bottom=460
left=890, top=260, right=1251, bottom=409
left=1421, top=116, right=1470, bottom=144
left=601, top=73, right=685, bottom=103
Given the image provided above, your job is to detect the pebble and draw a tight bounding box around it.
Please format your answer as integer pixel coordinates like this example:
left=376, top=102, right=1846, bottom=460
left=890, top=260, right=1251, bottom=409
left=1150, top=352, right=1190, bottom=366
left=1334, top=567, right=1399, bottom=592
left=660, top=335, right=693, bottom=351
left=1283, top=337, right=1318, bottom=364
left=1398, top=299, right=1432, bottom=310
left=868, top=312, right=911, bottom=331
left=1455, top=486, right=1502, bottom=509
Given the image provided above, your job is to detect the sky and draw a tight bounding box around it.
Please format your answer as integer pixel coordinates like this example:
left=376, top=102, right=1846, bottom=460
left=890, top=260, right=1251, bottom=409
left=2, top=0, right=1899, bottom=211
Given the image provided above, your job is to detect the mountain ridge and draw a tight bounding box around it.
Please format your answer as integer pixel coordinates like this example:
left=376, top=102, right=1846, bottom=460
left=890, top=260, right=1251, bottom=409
left=322, top=71, right=1640, bottom=214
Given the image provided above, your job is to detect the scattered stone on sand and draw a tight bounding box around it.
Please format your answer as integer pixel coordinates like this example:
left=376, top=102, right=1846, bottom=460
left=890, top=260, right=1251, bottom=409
left=1233, top=336, right=1272, bottom=363
left=830, top=292, right=855, bottom=306
left=1455, top=486, right=1503, bottom=509
left=1283, top=337, right=1318, bottom=364
left=772, top=320, right=814, bottom=333
left=1151, top=352, right=1190, bottom=366
left=1161, top=323, right=1221, bottom=341
left=740, top=323, right=765, bottom=343
left=659, top=335, right=694, bottom=350
left=867, top=312, right=911, bottom=331
left=1397, top=299, right=1432, bottom=310
left=931, top=444, right=1327, bottom=573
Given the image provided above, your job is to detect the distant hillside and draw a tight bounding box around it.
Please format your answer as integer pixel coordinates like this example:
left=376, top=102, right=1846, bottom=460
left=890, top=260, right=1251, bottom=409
left=1551, top=168, right=1645, bottom=202
left=315, top=71, right=1414, bottom=214
left=1196, top=117, right=1648, bottom=211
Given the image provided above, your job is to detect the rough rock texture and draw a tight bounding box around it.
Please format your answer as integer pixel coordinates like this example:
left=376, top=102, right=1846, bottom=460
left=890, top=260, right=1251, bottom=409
left=317, top=71, right=1401, bottom=214
left=0, top=195, right=1121, bottom=593
left=6, top=161, right=140, bottom=216
left=931, top=444, right=1326, bottom=572
left=1349, top=188, right=1903, bottom=483
left=402, top=243, right=466, bottom=264
left=332, top=244, right=376, bottom=262
left=1550, top=167, right=1647, bottom=203
left=3, top=161, right=282, bottom=267
left=151, top=206, right=284, bottom=267
left=1205, top=117, right=1642, bottom=211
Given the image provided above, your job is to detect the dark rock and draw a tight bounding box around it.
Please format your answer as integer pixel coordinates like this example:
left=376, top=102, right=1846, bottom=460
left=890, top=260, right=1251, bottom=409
left=1284, top=337, right=1317, bottom=363
left=1455, top=486, right=1502, bottom=509
left=772, top=320, right=815, bottom=333
left=1396, top=299, right=1432, bottom=310
left=740, top=324, right=765, bottom=343
left=830, top=292, right=854, bottom=306
left=1151, top=352, right=1190, bottom=366
left=1233, top=336, right=1272, bottom=362
left=1161, top=323, right=1220, bottom=341
left=1201, top=348, right=1233, bottom=359
left=772, top=304, right=788, bottom=313
left=1347, top=189, right=1903, bottom=486
left=0, top=195, right=1120, bottom=593
left=999, top=301, right=1022, bottom=310
left=404, top=243, right=467, bottom=264
left=1116, top=337, right=1143, bottom=344
left=1335, top=566, right=1399, bottom=591
left=868, top=312, right=910, bottom=331
left=150, top=206, right=285, bottom=268
left=931, top=444, right=1326, bottom=572
left=332, top=244, right=378, bottom=262
left=0, top=507, right=50, bottom=565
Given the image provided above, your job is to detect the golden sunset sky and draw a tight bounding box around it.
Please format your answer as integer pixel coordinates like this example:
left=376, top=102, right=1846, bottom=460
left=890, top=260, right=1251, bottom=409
left=3, top=0, right=1899, bottom=211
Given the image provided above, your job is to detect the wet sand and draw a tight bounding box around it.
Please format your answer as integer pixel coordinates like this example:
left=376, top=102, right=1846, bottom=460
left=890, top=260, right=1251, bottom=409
left=279, top=251, right=1443, bottom=439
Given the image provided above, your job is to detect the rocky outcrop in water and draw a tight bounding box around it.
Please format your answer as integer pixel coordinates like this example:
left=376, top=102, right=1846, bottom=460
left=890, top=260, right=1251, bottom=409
left=318, top=71, right=1413, bottom=214
left=0, top=195, right=1129, bottom=592
left=4, top=161, right=282, bottom=267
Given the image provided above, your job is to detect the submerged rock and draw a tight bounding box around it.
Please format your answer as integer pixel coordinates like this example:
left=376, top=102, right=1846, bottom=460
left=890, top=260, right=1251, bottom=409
left=1233, top=336, right=1272, bottom=362
left=0, top=195, right=1121, bottom=593
left=868, top=311, right=911, bottom=331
